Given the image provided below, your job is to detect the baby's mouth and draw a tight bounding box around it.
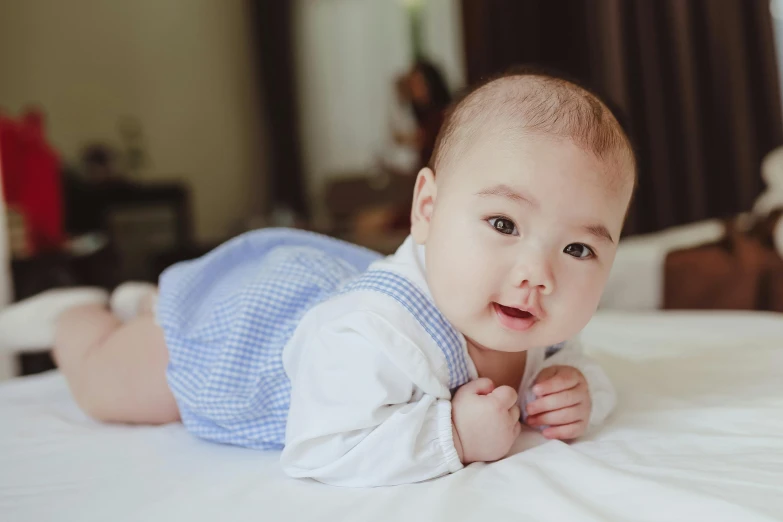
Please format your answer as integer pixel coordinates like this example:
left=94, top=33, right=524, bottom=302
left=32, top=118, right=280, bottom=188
left=496, top=304, right=533, bottom=319
left=492, top=303, right=538, bottom=331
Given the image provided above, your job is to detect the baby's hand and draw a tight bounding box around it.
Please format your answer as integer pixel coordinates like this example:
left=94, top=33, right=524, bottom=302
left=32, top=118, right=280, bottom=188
left=526, top=365, right=591, bottom=440
left=452, top=378, right=522, bottom=464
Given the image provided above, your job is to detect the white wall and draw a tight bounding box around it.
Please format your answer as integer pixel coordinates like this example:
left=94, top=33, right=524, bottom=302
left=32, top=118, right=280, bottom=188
left=294, top=0, right=465, bottom=216
left=0, top=0, right=267, bottom=242
left=421, top=0, right=466, bottom=93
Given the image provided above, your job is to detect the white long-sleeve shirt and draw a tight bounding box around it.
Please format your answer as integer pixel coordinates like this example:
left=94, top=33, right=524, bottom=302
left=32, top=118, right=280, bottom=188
left=280, top=236, right=616, bottom=487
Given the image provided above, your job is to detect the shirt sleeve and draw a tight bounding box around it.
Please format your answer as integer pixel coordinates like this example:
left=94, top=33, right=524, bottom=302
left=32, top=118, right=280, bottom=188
left=280, top=310, right=463, bottom=487
left=533, top=338, right=617, bottom=428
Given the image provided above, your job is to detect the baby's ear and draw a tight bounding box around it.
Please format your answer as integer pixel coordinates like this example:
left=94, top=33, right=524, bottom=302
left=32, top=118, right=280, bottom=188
left=410, top=167, right=437, bottom=244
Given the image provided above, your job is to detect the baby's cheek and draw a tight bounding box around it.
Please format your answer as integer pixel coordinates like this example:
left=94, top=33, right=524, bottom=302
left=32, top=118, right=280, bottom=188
left=442, top=250, right=485, bottom=291
left=569, top=271, right=604, bottom=306
left=554, top=289, right=600, bottom=338
left=428, top=262, right=472, bottom=317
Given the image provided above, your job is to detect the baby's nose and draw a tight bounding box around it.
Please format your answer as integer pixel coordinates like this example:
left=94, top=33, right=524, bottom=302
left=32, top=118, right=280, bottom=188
left=512, top=256, right=554, bottom=295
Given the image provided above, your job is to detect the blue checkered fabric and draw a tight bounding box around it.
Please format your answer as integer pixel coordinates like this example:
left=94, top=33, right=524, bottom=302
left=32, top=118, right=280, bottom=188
left=157, top=228, right=471, bottom=451
left=158, top=229, right=381, bottom=450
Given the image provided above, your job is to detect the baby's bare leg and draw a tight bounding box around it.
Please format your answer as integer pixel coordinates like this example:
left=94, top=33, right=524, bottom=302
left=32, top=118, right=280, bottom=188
left=53, top=304, right=179, bottom=424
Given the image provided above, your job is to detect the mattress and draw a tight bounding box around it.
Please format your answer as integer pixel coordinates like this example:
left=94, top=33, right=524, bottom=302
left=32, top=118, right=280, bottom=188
left=2, top=311, right=783, bottom=522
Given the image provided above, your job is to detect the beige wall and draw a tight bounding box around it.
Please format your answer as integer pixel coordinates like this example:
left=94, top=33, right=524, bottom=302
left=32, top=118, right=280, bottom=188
left=0, top=0, right=267, bottom=242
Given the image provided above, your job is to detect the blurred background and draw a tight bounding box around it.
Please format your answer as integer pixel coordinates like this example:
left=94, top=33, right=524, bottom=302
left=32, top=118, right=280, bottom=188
left=3, top=0, right=783, bottom=374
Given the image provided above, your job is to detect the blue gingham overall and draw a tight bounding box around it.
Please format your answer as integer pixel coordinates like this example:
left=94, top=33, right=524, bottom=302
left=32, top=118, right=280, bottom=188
left=157, top=229, right=472, bottom=450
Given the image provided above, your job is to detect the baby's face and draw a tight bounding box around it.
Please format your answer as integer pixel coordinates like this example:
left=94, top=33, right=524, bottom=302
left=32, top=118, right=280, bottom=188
left=412, top=134, right=633, bottom=352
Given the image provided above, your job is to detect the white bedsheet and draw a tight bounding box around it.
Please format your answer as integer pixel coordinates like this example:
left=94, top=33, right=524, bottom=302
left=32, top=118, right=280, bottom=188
left=2, top=311, right=783, bottom=522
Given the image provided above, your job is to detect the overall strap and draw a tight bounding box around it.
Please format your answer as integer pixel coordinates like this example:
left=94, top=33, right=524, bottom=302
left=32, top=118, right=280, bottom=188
left=342, top=270, right=471, bottom=390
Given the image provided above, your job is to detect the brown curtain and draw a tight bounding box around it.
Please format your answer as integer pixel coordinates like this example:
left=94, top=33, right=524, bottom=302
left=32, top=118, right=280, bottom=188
left=249, top=0, right=309, bottom=219
left=462, top=0, right=783, bottom=235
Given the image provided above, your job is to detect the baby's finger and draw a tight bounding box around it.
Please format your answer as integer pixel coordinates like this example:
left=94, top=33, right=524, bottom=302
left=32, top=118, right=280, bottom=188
left=526, top=385, right=583, bottom=416
left=462, top=377, right=496, bottom=395
left=542, top=421, right=587, bottom=441
left=526, top=404, right=584, bottom=427
left=508, top=404, right=521, bottom=424
left=489, top=385, right=519, bottom=408
left=533, top=367, right=581, bottom=396
left=533, top=366, right=558, bottom=385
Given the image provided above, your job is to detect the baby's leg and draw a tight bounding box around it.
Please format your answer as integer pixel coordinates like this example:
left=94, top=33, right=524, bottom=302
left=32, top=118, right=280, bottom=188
left=53, top=304, right=179, bottom=424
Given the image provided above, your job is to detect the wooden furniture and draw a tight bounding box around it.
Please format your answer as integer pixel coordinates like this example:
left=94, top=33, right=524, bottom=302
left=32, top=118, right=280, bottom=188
left=9, top=178, right=194, bottom=377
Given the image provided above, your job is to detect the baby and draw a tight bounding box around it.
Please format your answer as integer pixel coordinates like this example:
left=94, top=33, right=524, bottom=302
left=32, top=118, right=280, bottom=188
left=53, top=70, right=635, bottom=487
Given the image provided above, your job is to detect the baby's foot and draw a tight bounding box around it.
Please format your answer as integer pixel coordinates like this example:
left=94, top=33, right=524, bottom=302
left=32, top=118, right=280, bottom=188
left=110, top=282, right=158, bottom=322
left=0, top=288, right=109, bottom=353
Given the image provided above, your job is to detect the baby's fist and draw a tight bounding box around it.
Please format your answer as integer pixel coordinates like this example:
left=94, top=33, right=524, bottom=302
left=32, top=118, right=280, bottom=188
left=452, top=378, right=522, bottom=464
left=526, top=365, right=591, bottom=440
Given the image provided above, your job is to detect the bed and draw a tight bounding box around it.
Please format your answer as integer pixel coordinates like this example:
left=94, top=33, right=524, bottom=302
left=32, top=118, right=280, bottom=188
left=2, top=311, right=783, bottom=522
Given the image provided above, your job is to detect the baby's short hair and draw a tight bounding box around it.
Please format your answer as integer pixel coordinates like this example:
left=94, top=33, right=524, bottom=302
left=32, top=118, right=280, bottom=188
left=430, top=67, right=636, bottom=180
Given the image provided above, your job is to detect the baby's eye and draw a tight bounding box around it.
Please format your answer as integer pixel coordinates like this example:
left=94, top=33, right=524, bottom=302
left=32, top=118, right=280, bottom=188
left=563, top=243, right=595, bottom=259
left=488, top=217, right=518, bottom=236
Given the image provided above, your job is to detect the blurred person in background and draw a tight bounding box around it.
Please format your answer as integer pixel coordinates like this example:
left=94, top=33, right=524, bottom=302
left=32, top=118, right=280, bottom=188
left=380, top=59, right=453, bottom=177
left=378, top=74, right=419, bottom=176
left=369, top=60, right=453, bottom=235
left=406, top=59, right=453, bottom=172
